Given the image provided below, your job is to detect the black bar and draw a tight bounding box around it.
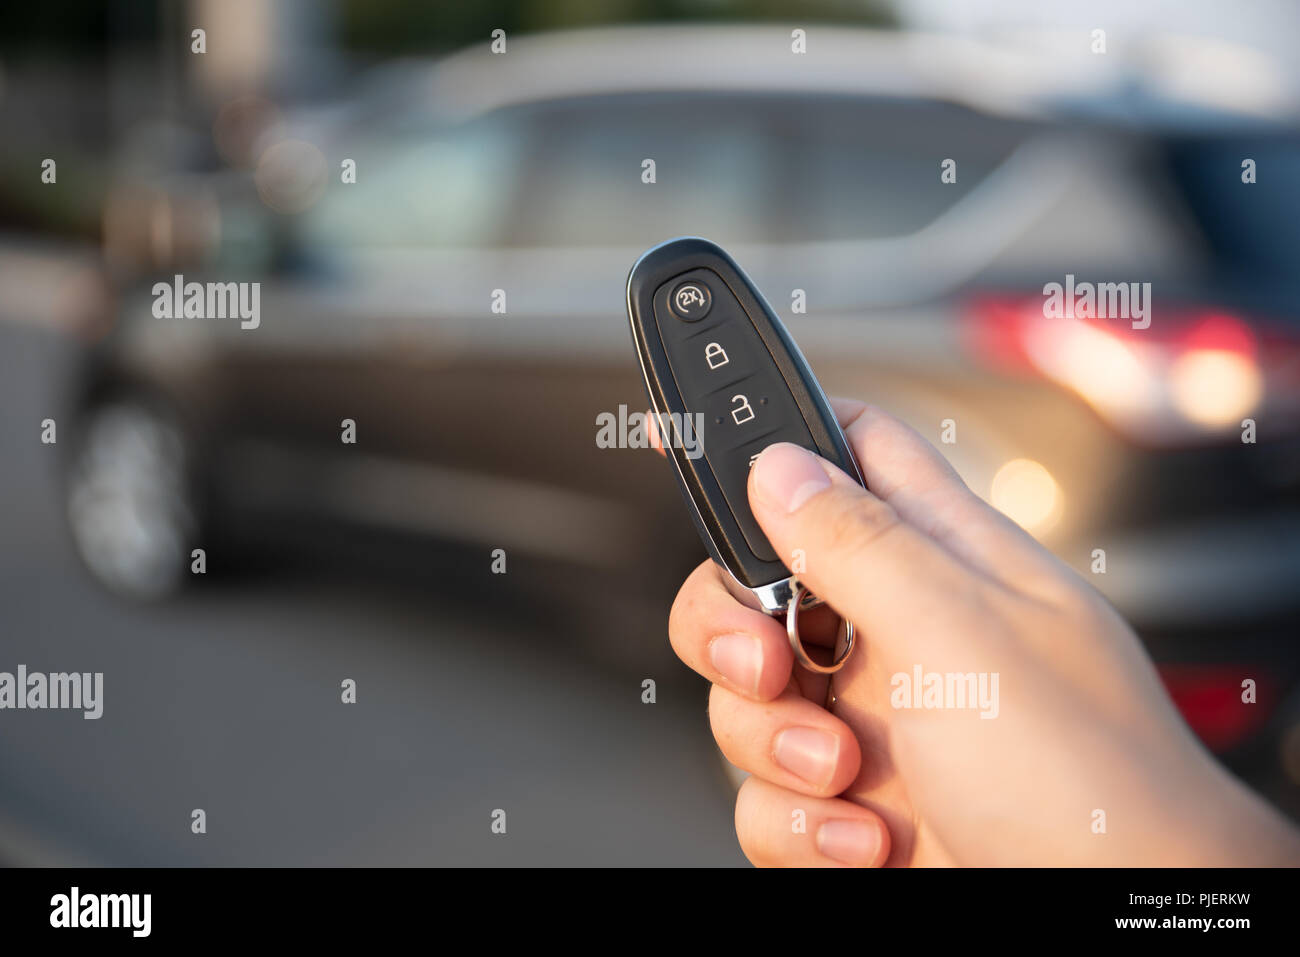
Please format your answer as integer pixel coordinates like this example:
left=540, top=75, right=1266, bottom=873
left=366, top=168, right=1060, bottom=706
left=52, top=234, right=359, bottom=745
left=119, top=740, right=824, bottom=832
left=1, top=867, right=1291, bottom=943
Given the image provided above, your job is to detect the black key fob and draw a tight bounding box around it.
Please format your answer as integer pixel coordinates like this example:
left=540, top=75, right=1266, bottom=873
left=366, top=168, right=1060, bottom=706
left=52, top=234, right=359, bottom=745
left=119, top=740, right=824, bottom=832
left=627, top=237, right=865, bottom=671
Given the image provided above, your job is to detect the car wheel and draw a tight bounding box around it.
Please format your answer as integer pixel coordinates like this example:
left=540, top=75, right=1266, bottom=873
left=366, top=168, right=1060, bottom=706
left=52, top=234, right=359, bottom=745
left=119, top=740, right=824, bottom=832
left=64, top=398, right=200, bottom=600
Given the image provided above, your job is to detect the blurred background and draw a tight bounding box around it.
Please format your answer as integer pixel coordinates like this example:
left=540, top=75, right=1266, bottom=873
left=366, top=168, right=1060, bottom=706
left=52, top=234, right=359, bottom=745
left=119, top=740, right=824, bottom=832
left=2, top=0, right=1299, bottom=865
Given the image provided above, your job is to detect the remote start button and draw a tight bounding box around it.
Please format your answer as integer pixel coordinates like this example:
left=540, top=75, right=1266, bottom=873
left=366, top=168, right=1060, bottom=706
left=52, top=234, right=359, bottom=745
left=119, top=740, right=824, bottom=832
left=670, top=280, right=712, bottom=321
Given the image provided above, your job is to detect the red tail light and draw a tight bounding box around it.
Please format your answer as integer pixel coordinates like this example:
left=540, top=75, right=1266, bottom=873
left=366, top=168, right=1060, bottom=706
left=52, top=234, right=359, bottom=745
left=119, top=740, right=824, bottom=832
left=964, top=294, right=1300, bottom=447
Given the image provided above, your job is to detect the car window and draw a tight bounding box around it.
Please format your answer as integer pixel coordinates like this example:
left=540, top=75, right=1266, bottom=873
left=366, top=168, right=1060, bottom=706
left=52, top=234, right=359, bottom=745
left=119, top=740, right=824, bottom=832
left=298, top=92, right=1037, bottom=252
left=775, top=96, right=1034, bottom=242
left=300, top=112, right=527, bottom=248
left=509, top=95, right=777, bottom=247
left=508, top=93, right=1035, bottom=247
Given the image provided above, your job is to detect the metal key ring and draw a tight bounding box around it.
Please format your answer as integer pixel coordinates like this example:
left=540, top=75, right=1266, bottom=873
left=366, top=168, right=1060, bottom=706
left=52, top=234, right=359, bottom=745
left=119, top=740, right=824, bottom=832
left=786, top=582, right=854, bottom=675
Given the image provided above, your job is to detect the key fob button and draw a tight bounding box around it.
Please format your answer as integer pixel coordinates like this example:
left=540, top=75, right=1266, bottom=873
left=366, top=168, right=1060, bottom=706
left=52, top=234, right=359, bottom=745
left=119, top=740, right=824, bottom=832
left=698, top=375, right=804, bottom=454
left=670, top=280, right=712, bottom=320
left=700, top=386, right=775, bottom=452
left=709, top=425, right=818, bottom=563
left=667, top=325, right=760, bottom=396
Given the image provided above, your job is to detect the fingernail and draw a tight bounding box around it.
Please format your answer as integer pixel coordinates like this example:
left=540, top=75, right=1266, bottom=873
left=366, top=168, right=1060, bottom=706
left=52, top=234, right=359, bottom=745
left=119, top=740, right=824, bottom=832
left=752, top=443, right=831, bottom=514
left=773, top=726, right=839, bottom=789
left=708, top=634, right=763, bottom=696
left=817, top=819, right=882, bottom=866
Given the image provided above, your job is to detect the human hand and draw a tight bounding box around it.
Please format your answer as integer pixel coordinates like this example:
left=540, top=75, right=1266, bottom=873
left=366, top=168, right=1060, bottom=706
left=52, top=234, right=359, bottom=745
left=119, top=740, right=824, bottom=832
left=662, top=399, right=1300, bottom=866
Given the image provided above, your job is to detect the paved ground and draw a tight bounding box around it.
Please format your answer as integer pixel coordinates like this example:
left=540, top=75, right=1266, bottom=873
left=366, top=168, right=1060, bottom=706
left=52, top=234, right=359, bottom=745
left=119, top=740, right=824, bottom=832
left=0, top=320, right=746, bottom=866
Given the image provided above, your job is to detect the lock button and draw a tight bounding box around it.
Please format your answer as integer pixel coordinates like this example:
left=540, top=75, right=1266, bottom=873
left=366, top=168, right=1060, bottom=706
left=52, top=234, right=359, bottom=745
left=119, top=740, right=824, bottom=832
left=662, top=324, right=762, bottom=396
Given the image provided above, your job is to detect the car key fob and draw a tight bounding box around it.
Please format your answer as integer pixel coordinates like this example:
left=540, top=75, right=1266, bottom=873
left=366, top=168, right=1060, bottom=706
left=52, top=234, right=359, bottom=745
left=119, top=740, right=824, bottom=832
left=626, top=237, right=864, bottom=674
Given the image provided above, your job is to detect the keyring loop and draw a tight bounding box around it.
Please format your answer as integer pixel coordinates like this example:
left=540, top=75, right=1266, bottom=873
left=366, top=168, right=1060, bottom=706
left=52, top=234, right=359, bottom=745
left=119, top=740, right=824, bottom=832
left=786, top=583, right=854, bottom=675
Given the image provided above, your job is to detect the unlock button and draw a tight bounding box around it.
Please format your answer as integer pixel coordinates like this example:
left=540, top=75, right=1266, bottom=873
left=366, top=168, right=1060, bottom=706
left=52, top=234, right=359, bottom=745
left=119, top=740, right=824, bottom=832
left=730, top=394, right=755, bottom=425
left=701, top=386, right=774, bottom=455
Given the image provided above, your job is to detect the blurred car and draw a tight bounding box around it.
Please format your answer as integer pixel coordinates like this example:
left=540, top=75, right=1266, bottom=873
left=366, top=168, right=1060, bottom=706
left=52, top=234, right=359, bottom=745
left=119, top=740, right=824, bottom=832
left=61, top=26, right=1300, bottom=806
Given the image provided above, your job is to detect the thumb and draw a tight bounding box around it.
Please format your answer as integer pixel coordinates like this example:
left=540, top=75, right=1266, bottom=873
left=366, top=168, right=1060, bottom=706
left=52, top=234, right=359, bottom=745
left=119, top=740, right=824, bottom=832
left=747, top=442, right=969, bottom=660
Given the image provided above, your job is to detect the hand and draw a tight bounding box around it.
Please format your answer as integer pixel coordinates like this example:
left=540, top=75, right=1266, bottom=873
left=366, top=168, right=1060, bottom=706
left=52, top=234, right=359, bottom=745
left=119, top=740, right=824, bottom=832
left=662, top=399, right=1300, bottom=866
